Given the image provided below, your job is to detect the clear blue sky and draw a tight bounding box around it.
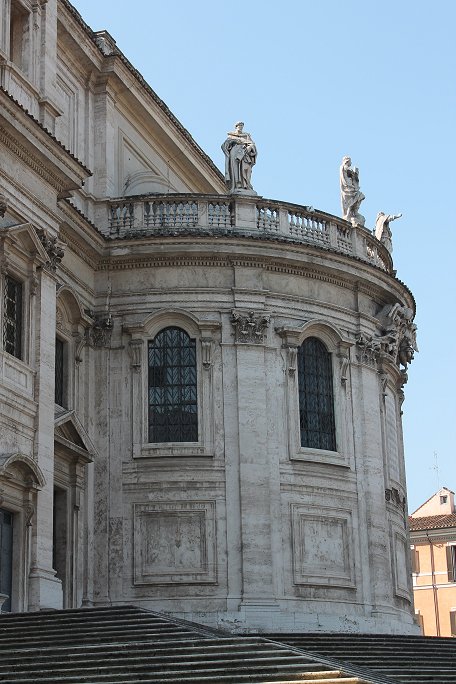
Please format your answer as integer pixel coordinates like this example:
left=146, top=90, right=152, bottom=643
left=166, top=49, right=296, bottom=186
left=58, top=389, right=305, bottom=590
left=72, top=0, right=456, bottom=512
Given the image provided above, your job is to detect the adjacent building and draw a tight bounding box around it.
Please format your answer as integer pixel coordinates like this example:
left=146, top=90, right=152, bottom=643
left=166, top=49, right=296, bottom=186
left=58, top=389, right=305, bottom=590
left=0, top=0, right=419, bottom=633
left=409, top=487, right=456, bottom=636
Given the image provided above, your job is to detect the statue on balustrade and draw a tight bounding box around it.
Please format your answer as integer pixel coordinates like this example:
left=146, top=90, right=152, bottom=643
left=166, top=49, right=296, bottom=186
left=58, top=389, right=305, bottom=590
left=375, top=212, right=402, bottom=254
left=340, top=156, right=365, bottom=226
left=222, top=122, right=257, bottom=194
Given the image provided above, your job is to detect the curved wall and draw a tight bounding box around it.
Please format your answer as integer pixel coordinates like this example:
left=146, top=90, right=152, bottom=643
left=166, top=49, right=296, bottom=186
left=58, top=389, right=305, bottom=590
left=91, top=228, right=417, bottom=633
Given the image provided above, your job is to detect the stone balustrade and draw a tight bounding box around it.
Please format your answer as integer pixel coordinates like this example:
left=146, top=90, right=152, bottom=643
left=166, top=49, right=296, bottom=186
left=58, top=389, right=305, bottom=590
left=105, top=194, right=393, bottom=273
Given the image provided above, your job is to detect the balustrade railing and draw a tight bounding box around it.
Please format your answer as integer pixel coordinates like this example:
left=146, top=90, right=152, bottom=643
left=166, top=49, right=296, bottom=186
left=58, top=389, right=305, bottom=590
left=105, top=194, right=392, bottom=273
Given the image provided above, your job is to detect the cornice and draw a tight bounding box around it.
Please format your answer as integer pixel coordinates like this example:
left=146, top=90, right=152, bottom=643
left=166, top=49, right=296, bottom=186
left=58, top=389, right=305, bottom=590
left=95, top=247, right=408, bottom=307
left=0, top=128, right=67, bottom=193
left=59, top=0, right=225, bottom=190
left=59, top=227, right=99, bottom=271
left=0, top=87, right=91, bottom=177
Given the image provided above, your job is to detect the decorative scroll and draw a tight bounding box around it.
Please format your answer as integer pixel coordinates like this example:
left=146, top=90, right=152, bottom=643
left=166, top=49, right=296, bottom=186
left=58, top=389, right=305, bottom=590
left=231, top=310, right=270, bottom=344
left=36, top=229, right=65, bottom=271
left=385, top=487, right=406, bottom=512
left=87, top=315, right=113, bottom=348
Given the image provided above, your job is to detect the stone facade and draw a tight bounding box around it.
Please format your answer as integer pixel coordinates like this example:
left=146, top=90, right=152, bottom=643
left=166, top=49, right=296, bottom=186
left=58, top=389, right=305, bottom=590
left=0, top=0, right=418, bottom=633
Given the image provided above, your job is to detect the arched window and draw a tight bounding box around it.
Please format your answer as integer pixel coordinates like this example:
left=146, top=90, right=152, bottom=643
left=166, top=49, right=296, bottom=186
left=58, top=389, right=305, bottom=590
left=298, top=337, right=336, bottom=451
left=148, top=327, right=198, bottom=443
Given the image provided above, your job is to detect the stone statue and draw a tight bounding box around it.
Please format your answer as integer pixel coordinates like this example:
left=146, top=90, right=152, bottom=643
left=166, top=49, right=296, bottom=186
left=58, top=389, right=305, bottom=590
left=375, top=212, right=402, bottom=254
left=378, top=303, right=418, bottom=369
left=340, top=156, right=365, bottom=226
left=221, top=122, right=257, bottom=194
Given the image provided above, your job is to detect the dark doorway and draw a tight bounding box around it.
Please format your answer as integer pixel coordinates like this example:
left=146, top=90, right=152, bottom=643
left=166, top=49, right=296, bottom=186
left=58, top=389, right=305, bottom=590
left=53, top=487, right=68, bottom=605
left=0, top=509, right=13, bottom=612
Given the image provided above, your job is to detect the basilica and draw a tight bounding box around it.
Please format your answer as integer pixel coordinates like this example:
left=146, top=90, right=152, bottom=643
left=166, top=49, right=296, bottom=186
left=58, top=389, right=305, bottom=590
left=0, top=0, right=418, bottom=633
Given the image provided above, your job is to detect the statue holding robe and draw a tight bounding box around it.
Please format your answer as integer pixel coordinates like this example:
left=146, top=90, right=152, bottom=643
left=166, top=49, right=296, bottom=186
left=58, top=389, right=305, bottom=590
left=222, top=122, right=257, bottom=194
left=340, top=156, right=365, bottom=226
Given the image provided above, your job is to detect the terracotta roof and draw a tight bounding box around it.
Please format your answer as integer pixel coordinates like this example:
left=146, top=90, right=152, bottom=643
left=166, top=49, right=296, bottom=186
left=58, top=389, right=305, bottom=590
left=409, top=513, right=456, bottom=530
left=60, top=0, right=225, bottom=186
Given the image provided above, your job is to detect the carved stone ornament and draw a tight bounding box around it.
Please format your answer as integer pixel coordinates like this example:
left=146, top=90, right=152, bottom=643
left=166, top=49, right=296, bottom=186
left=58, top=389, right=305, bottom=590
left=231, top=310, right=270, bottom=344
left=128, top=339, right=143, bottom=372
left=285, top=345, right=298, bottom=374
left=339, top=353, right=350, bottom=386
left=25, top=503, right=35, bottom=527
left=378, top=371, right=388, bottom=399
left=355, top=333, right=381, bottom=367
left=356, top=303, right=418, bottom=372
left=376, top=303, right=418, bottom=370
left=385, top=487, right=406, bottom=512
left=201, top=339, right=214, bottom=369
left=87, top=315, right=113, bottom=348
left=36, top=228, right=65, bottom=271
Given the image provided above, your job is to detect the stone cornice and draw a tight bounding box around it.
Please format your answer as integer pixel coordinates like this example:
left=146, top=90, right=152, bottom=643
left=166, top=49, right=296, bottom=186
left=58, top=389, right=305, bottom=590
left=94, top=246, right=411, bottom=308
left=0, top=90, right=91, bottom=194
left=59, top=0, right=225, bottom=192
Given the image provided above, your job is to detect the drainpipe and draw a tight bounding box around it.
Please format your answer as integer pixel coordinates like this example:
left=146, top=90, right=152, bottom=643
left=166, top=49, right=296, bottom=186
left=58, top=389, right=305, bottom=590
left=426, top=532, right=440, bottom=636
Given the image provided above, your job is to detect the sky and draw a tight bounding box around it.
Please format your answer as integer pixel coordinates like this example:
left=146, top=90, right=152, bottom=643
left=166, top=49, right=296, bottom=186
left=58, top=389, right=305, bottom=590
left=71, top=0, right=455, bottom=512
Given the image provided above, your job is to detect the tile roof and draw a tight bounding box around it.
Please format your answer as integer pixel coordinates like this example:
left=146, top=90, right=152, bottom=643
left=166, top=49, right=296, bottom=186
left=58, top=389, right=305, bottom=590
left=409, top=513, right=456, bottom=530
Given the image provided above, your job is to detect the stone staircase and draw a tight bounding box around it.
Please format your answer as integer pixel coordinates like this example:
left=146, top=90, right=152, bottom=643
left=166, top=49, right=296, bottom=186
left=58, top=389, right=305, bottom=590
left=0, top=606, right=373, bottom=683
left=265, top=632, right=456, bottom=683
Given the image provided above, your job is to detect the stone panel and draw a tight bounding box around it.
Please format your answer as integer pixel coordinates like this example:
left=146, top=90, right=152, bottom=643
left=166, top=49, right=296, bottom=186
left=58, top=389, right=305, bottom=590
left=291, top=504, right=355, bottom=588
left=133, top=501, right=216, bottom=585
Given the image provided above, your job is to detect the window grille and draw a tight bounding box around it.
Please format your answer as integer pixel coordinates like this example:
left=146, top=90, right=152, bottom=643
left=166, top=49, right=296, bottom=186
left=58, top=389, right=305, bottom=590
left=298, top=337, right=336, bottom=451
left=148, top=327, right=198, bottom=443
left=55, top=338, right=65, bottom=406
left=3, top=276, right=22, bottom=359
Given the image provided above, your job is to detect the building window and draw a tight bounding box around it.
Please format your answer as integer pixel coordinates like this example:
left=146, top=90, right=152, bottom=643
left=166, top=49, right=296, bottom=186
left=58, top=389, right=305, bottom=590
left=148, top=327, right=198, bottom=443
left=447, top=545, right=456, bottom=582
left=440, top=495, right=448, bottom=505
left=298, top=337, right=336, bottom=451
left=55, top=337, right=66, bottom=407
left=410, top=546, right=420, bottom=574
left=3, top=275, right=22, bottom=359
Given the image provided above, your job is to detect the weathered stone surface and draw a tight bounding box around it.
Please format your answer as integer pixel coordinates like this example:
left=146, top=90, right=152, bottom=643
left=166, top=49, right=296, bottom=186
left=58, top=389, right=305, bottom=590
left=0, top=0, right=418, bottom=636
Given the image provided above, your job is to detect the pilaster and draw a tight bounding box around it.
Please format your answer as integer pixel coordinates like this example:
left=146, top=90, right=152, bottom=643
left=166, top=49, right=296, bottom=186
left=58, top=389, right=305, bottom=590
left=28, top=264, right=62, bottom=610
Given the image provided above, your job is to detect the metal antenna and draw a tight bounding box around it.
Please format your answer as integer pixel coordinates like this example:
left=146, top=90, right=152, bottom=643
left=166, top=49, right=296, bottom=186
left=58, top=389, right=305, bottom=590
left=432, top=451, right=440, bottom=490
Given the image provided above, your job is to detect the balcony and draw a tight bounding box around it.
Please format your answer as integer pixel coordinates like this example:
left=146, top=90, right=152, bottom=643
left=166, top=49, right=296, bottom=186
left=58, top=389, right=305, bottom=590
left=102, top=194, right=393, bottom=274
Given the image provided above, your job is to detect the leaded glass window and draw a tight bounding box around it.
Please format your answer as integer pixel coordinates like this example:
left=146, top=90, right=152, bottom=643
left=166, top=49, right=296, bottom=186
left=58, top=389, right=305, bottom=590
left=298, top=337, right=336, bottom=451
left=148, top=327, right=198, bottom=443
left=3, top=275, right=22, bottom=359
left=55, top=337, right=65, bottom=406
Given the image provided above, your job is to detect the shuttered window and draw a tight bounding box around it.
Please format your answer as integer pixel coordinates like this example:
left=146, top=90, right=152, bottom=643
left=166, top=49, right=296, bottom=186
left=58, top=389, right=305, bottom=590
left=446, top=545, right=456, bottom=582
